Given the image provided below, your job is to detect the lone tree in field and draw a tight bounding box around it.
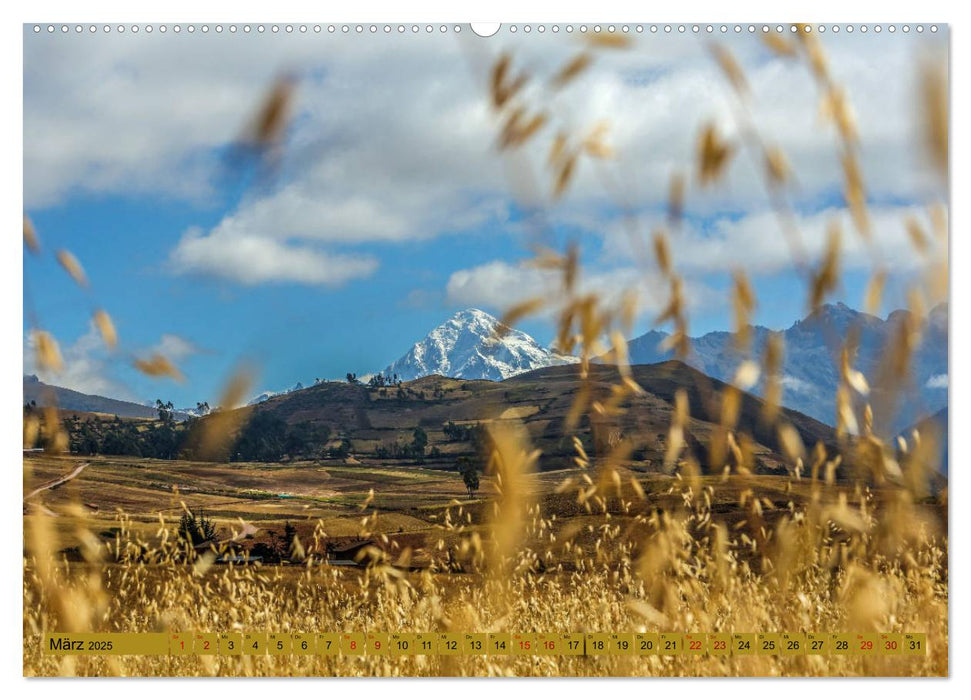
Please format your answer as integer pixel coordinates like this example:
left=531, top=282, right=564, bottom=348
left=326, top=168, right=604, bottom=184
left=410, top=426, right=428, bottom=463
left=457, top=457, right=479, bottom=499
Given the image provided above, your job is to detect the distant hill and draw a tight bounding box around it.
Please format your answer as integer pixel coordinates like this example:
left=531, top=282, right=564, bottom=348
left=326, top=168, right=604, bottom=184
left=23, top=375, right=174, bottom=420
left=235, top=360, right=838, bottom=475
left=623, top=302, right=947, bottom=434
left=382, top=308, right=577, bottom=382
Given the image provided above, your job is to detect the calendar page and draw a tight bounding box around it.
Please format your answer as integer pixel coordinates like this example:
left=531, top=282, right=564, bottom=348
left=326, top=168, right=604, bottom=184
left=22, top=21, right=948, bottom=678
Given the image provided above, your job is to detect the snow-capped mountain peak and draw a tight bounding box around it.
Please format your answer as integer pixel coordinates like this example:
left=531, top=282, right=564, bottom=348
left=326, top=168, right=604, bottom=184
left=382, top=308, right=577, bottom=382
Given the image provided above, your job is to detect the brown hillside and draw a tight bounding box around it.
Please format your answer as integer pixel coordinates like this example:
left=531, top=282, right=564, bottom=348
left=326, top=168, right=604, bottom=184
left=237, top=361, right=836, bottom=475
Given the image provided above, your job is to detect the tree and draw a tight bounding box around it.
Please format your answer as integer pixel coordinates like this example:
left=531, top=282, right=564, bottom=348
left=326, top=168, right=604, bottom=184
left=458, top=458, right=479, bottom=499
left=410, top=426, right=428, bottom=464
left=328, top=437, right=353, bottom=459
left=155, top=399, right=175, bottom=426
left=178, top=509, right=216, bottom=547
left=233, top=412, right=288, bottom=461
left=196, top=401, right=210, bottom=416
left=283, top=421, right=331, bottom=459
left=345, top=372, right=358, bottom=384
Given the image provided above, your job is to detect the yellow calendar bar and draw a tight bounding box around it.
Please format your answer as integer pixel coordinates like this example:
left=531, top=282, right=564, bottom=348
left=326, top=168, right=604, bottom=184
left=193, top=632, right=218, bottom=655
left=366, top=632, right=389, bottom=656
left=388, top=632, right=413, bottom=655
left=340, top=632, right=365, bottom=656
left=708, top=633, right=731, bottom=656
left=635, top=632, right=660, bottom=655
left=268, top=632, right=291, bottom=655
left=218, top=632, right=242, bottom=655
left=903, top=633, right=927, bottom=655
left=806, top=632, right=829, bottom=654
left=43, top=633, right=169, bottom=655
left=41, top=631, right=931, bottom=656
left=243, top=632, right=267, bottom=655
left=660, top=632, right=683, bottom=655
left=488, top=632, right=510, bottom=655
left=438, top=632, right=463, bottom=656
left=684, top=633, right=706, bottom=656
left=291, top=633, right=314, bottom=655
left=781, top=632, right=807, bottom=655
left=511, top=633, right=536, bottom=656
left=315, top=632, right=339, bottom=655
left=465, top=633, right=487, bottom=655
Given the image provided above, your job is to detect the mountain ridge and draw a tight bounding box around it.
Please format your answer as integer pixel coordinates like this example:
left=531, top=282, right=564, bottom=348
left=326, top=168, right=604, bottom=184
left=23, top=374, right=169, bottom=420
left=621, top=302, right=948, bottom=432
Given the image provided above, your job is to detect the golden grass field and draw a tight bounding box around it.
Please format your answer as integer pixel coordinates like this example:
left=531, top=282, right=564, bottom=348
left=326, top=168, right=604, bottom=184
left=23, top=449, right=948, bottom=677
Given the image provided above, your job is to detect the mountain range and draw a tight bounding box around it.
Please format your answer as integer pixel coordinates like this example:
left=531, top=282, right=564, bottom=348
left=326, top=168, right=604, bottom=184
left=625, top=302, right=948, bottom=433
left=25, top=303, right=947, bottom=439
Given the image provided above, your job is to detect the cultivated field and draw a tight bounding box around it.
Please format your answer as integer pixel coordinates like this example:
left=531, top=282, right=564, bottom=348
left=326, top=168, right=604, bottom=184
left=23, top=449, right=948, bottom=677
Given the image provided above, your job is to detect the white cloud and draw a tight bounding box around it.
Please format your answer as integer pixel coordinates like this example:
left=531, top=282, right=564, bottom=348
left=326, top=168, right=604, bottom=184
left=925, top=373, right=948, bottom=389
left=446, top=260, right=559, bottom=311
left=599, top=203, right=945, bottom=276
left=445, top=258, right=715, bottom=321
left=25, top=29, right=947, bottom=288
left=169, top=226, right=378, bottom=286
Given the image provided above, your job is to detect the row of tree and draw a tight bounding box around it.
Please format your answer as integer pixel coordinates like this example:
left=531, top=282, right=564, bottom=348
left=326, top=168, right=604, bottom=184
left=49, top=403, right=487, bottom=491
left=50, top=399, right=340, bottom=462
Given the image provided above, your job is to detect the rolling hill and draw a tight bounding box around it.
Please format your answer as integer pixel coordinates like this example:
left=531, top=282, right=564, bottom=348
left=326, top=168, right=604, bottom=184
left=240, top=360, right=837, bottom=476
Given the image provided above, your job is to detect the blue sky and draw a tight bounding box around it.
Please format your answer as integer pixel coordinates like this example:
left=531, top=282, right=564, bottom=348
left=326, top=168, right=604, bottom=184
left=23, top=26, right=947, bottom=407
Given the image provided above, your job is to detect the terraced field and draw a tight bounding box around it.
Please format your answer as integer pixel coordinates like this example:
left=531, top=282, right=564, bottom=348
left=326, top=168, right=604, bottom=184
left=26, top=449, right=941, bottom=572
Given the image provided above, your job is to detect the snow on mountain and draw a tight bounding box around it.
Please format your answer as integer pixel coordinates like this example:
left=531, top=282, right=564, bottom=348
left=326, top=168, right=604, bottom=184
left=382, top=308, right=578, bottom=382
left=247, top=382, right=305, bottom=406
left=624, top=302, right=948, bottom=433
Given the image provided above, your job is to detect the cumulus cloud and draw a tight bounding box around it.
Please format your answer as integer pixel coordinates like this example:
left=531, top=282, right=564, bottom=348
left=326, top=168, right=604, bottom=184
left=170, top=226, right=379, bottom=286
left=598, top=203, right=945, bottom=275
left=925, top=373, right=948, bottom=389
left=446, top=258, right=716, bottom=320
left=25, top=28, right=947, bottom=288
